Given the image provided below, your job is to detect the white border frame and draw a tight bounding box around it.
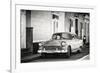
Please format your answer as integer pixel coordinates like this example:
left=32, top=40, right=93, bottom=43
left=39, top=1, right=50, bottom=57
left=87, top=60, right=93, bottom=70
left=11, top=1, right=96, bottom=73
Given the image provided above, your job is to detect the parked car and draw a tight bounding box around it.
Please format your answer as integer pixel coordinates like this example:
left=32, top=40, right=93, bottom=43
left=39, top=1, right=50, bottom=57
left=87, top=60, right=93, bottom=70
left=38, top=32, right=83, bottom=57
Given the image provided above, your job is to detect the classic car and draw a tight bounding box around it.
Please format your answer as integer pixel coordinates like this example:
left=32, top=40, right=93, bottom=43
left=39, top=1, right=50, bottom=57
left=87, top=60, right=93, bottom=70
left=38, top=32, right=83, bottom=57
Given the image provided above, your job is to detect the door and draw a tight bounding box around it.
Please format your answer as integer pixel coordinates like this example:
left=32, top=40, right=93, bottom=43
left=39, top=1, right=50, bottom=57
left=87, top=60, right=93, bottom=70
left=52, top=14, right=59, bottom=33
left=71, top=35, right=79, bottom=52
left=75, top=19, right=78, bottom=35
left=80, top=22, right=83, bottom=39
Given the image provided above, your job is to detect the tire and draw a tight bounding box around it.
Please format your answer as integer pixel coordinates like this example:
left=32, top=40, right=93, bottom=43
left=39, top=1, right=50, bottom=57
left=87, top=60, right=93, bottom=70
left=77, top=46, right=82, bottom=53
left=79, top=46, right=83, bottom=53
left=41, top=53, right=45, bottom=57
left=77, top=50, right=81, bottom=53
left=67, top=46, right=71, bottom=57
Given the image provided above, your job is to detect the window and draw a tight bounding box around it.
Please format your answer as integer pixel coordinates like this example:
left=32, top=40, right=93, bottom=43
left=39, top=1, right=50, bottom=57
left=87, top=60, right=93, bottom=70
left=52, top=14, right=59, bottom=33
left=52, top=14, right=59, bottom=19
left=75, top=19, right=78, bottom=35
left=69, top=19, right=73, bottom=32
left=62, top=33, right=73, bottom=39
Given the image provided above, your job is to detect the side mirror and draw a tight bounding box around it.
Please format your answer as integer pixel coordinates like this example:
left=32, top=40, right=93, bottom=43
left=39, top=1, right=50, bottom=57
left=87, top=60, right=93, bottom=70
left=72, top=37, right=75, bottom=40
left=72, top=36, right=75, bottom=39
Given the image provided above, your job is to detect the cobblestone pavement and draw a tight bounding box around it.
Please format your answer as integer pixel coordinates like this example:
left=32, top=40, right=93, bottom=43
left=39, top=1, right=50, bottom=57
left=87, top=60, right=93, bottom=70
left=21, top=45, right=89, bottom=63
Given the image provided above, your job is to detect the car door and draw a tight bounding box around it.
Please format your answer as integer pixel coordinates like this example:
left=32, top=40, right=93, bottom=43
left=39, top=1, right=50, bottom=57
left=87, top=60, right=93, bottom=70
left=71, top=35, right=79, bottom=52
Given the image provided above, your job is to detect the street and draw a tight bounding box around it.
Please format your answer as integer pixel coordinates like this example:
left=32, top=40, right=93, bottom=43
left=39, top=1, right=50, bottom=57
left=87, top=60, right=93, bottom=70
left=21, top=45, right=89, bottom=63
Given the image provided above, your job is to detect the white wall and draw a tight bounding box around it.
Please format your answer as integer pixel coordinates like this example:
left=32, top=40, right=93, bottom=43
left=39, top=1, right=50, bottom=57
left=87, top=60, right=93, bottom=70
left=31, top=11, right=53, bottom=42
left=31, top=11, right=67, bottom=42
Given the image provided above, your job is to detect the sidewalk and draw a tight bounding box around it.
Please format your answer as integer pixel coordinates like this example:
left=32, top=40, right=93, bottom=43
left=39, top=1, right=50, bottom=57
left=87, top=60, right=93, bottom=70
left=21, top=54, right=41, bottom=62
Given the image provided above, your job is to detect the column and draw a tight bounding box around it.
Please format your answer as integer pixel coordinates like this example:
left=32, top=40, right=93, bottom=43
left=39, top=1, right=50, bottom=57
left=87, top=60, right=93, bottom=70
left=26, top=10, right=33, bottom=53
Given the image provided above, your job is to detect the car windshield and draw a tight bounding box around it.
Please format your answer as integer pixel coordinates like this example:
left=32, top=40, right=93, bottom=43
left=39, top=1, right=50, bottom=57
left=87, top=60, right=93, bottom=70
left=52, top=33, right=73, bottom=40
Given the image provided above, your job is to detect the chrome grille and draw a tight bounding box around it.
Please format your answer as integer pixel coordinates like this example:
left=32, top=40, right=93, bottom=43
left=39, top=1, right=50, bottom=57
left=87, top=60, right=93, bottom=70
left=44, top=46, right=61, bottom=50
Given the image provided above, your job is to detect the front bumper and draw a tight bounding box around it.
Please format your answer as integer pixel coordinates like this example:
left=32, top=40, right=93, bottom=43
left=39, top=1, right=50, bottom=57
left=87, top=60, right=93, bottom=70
left=38, top=49, right=68, bottom=53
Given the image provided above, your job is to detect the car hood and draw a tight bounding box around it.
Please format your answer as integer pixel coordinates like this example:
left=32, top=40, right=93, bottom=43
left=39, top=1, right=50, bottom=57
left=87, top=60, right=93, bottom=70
left=43, top=40, right=61, bottom=46
left=43, top=39, right=72, bottom=46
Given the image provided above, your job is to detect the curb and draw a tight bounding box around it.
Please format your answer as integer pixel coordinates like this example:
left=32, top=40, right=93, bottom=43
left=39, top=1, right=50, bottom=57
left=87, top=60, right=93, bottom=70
left=78, top=55, right=89, bottom=60
left=21, top=54, right=41, bottom=61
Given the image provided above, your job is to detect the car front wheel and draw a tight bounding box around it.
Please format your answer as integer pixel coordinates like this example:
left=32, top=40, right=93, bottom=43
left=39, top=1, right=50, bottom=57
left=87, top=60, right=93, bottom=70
left=41, top=53, right=46, bottom=57
left=66, top=46, right=71, bottom=57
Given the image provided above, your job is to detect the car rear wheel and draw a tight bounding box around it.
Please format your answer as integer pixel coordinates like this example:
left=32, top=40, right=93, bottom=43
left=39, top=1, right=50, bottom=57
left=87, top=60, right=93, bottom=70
left=77, top=46, right=82, bottom=53
left=67, top=46, right=71, bottom=57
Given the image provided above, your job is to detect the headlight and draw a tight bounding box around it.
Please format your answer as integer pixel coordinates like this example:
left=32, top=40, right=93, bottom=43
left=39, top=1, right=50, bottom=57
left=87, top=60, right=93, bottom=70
left=39, top=42, right=43, bottom=46
left=61, top=41, right=66, bottom=47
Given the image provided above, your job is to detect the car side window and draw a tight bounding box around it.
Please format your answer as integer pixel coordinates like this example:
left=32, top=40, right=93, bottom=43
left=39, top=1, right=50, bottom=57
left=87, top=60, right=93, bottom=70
left=62, top=33, right=73, bottom=39
left=73, top=35, right=79, bottom=39
left=72, top=35, right=75, bottom=39
left=72, top=35, right=78, bottom=39
left=75, top=35, right=79, bottom=39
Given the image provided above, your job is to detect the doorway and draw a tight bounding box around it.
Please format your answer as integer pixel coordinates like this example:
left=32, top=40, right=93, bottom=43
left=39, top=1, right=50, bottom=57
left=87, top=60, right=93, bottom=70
left=75, top=19, right=78, bottom=35
left=52, top=14, right=59, bottom=33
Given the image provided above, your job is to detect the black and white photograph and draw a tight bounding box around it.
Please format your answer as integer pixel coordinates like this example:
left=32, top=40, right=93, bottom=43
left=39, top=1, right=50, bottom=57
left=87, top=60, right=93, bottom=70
left=20, top=10, right=90, bottom=63
left=10, top=1, right=96, bottom=72
left=0, top=0, right=99, bottom=73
